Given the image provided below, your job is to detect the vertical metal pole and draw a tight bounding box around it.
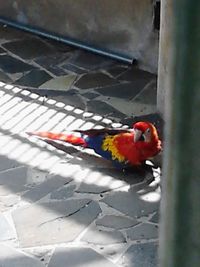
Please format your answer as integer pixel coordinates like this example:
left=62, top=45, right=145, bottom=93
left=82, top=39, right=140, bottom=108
left=159, top=0, right=200, bottom=267
left=157, top=0, right=172, bottom=118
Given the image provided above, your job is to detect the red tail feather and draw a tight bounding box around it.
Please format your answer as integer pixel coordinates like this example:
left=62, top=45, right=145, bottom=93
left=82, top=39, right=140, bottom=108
left=27, top=131, right=87, bottom=147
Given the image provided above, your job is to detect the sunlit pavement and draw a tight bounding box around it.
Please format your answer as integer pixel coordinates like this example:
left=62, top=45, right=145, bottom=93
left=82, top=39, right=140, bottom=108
left=0, top=24, right=162, bottom=267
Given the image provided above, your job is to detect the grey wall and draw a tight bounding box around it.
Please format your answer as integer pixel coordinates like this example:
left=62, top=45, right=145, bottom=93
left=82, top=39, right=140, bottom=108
left=0, top=0, right=159, bottom=72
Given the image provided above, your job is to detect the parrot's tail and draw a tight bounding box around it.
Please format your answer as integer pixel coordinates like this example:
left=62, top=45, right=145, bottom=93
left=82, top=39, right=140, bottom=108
left=27, top=131, right=87, bottom=147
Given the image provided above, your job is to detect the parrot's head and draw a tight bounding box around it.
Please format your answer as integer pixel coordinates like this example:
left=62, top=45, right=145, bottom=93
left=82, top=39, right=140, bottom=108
left=133, top=121, right=160, bottom=144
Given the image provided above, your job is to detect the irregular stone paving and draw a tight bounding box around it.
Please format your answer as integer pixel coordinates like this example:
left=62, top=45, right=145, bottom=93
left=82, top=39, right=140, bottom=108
left=0, top=23, right=162, bottom=266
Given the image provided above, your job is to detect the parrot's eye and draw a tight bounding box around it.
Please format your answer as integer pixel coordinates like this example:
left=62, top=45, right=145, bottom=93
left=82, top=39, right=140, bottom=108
left=146, top=128, right=150, bottom=133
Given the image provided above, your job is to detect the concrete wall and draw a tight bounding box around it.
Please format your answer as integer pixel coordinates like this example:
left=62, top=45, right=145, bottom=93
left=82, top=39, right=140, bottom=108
left=0, top=0, right=159, bottom=72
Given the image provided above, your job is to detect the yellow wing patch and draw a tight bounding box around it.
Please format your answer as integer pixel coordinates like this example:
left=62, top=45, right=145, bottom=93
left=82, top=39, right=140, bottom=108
left=102, top=135, right=125, bottom=162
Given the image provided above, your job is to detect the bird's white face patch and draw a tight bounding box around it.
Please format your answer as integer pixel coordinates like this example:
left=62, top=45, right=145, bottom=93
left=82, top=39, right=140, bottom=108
left=133, top=129, right=143, bottom=142
left=134, top=128, right=152, bottom=142
left=143, top=128, right=152, bottom=142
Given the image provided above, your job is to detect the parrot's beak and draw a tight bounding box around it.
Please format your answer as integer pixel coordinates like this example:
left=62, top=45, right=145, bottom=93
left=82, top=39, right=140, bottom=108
left=134, top=129, right=142, bottom=142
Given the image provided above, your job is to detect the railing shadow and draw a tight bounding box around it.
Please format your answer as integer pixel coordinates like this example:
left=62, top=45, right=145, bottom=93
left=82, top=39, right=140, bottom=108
left=0, top=81, right=161, bottom=250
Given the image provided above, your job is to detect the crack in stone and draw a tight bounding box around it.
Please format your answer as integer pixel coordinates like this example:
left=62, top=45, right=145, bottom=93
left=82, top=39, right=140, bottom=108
left=38, top=200, right=92, bottom=227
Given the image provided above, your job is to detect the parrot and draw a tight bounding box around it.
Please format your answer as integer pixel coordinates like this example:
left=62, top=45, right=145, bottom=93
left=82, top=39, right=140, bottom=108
left=27, top=121, right=162, bottom=169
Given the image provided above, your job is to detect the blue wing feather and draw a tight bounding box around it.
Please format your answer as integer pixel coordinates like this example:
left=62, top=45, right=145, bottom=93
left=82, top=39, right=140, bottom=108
left=84, top=134, right=112, bottom=160
left=83, top=134, right=129, bottom=169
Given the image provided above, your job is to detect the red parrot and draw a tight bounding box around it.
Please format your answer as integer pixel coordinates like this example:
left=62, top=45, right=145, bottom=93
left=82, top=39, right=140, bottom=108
left=27, top=121, right=161, bottom=169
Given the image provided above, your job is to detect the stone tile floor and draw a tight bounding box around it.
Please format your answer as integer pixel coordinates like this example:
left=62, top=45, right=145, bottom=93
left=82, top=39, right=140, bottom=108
left=0, top=23, right=162, bottom=266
